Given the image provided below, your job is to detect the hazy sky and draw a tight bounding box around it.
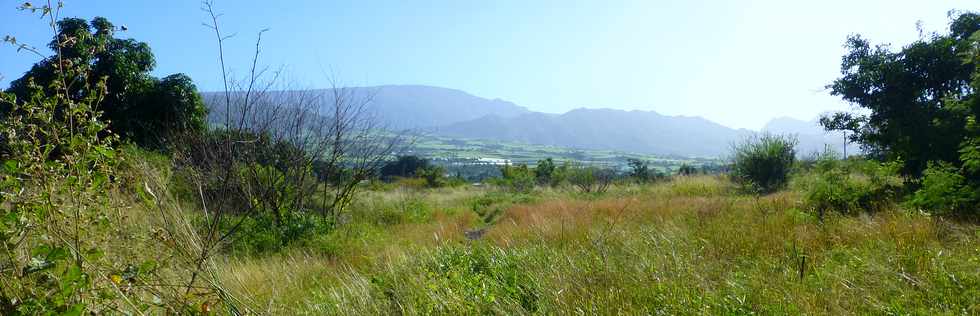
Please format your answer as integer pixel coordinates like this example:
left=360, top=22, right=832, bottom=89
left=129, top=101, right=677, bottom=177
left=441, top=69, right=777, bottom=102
left=1, top=1, right=977, bottom=129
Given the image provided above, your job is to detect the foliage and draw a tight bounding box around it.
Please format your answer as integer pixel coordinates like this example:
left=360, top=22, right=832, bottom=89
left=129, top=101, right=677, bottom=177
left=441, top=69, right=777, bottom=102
left=677, top=163, right=698, bottom=176
left=496, top=163, right=536, bottom=193
left=795, top=156, right=903, bottom=217
left=417, top=165, right=452, bottom=188
left=567, top=165, right=616, bottom=194
left=820, top=12, right=980, bottom=176
left=470, top=191, right=535, bottom=225
left=0, top=62, right=122, bottom=315
left=627, top=158, right=664, bottom=182
left=4, top=16, right=207, bottom=148
left=533, top=157, right=570, bottom=187
left=0, top=3, right=225, bottom=312
left=730, top=133, right=798, bottom=194
left=380, top=155, right=431, bottom=180
left=908, top=161, right=976, bottom=214
left=819, top=12, right=980, bottom=215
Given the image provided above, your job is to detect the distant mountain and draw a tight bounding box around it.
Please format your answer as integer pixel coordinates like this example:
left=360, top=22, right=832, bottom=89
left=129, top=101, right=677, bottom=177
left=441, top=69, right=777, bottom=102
left=434, top=108, right=754, bottom=157
left=364, top=85, right=530, bottom=129
left=203, top=85, right=855, bottom=158
left=204, top=85, right=530, bottom=130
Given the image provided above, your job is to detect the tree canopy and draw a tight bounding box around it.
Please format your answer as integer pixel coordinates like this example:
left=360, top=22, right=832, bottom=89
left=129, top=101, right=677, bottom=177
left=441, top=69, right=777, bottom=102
left=821, top=12, right=980, bottom=177
left=5, top=17, right=207, bottom=148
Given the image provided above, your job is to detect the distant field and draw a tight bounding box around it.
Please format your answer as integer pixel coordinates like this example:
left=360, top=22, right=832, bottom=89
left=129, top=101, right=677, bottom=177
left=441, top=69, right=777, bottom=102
left=406, top=134, right=724, bottom=173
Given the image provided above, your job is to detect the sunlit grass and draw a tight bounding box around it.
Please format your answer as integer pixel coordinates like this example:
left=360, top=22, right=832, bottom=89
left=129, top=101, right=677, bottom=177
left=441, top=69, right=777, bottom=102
left=214, top=176, right=980, bottom=314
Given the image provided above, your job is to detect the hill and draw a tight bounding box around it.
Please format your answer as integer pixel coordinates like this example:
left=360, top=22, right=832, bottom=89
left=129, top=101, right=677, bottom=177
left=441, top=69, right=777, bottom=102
left=434, top=108, right=752, bottom=157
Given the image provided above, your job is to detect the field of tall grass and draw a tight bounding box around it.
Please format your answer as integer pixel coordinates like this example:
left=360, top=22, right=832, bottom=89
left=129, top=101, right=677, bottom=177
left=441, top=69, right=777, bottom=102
left=199, top=174, right=980, bottom=314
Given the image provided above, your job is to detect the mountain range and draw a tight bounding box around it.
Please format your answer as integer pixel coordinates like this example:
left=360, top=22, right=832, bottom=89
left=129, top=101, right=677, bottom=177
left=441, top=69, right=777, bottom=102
left=204, top=85, right=851, bottom=158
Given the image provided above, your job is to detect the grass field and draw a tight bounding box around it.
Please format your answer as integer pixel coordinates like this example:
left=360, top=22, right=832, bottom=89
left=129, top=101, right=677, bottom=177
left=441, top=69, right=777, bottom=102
left=212, top=176, right=980, bottom=314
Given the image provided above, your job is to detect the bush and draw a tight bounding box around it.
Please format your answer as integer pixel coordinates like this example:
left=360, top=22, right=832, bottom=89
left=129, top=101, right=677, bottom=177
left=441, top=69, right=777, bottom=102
left=495, top=164, right=536, bottom=193
left=795, top=157, right=903, bottom=217
left=730, top=133, right=798, bottom=194
left=567, top=166, right=616, bottom=194
left=470, top=191, right=535, bottom=224
left=627, top=158, right=664, bottom=182
left=365, top=245, right=539, bottom=314
left=908, top=161, right=976, bottom=215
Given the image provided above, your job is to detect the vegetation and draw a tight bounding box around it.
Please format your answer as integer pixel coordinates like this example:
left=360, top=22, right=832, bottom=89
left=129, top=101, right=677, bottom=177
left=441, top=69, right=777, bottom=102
left=1, top=2, right=979, bottom=314
left=821, top=11, right=980, bottom=215
left=730, top=133, right=798, bottom=194
left=4, top=16, right=208, bottom=148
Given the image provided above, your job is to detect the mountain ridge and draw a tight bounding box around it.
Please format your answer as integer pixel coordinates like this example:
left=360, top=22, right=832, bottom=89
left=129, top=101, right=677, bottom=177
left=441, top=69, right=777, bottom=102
left=203, top=85, right=848, bottom=157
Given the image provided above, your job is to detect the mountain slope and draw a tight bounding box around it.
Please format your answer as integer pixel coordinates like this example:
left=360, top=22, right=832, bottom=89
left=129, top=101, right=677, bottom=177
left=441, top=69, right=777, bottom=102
left=204, top=85, right=530, bottom=130
left=203, top=85, right=852, bottom=158
left=435, top=108, right=754, bottom=157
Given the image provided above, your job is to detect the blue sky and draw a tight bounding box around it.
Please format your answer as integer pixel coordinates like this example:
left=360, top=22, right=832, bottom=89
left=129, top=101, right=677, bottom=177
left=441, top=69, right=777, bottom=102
left=1, top=1, right=976, bottom=129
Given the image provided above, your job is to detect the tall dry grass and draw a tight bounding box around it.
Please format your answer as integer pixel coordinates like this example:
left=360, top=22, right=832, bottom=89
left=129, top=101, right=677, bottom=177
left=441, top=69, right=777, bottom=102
left=211, top=175, right=979, bottom=314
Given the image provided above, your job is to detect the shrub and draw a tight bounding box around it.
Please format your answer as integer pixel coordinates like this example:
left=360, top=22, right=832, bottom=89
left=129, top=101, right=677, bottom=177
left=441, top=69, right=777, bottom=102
left=908, top=161, right=976, bottom=215
left=470, top=192, right=535, bottom=224
left=496, top=164, right=536, bottom=193
left=418, top=165, right=448, bottom=188
left=365, top=245, right=539, bottom=314
left=730, top=133, right=798, bottom=194
left=795, top=157, right=903, bottom=217
left=568, top=166, right=616, bottom=194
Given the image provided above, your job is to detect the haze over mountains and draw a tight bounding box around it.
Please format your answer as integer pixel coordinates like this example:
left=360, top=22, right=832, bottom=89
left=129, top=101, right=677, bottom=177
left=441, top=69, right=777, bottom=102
left=205, top=85, right=851, bottom=158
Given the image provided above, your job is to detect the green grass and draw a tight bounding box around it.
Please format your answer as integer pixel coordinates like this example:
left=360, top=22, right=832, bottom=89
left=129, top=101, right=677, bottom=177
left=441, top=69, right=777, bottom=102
left=212, top=176, right=980, bottom=314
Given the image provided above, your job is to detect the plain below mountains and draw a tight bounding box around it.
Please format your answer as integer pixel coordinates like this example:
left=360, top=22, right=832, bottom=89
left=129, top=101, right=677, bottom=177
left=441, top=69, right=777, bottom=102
left=204, top=85, right=851, bottom=158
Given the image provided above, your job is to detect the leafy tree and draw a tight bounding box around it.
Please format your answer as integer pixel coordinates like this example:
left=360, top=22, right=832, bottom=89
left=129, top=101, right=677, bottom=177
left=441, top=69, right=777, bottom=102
left=677, top=164, right=697, bottom=176
left=380, top=155, right=431, bottom=180
left=4, top=17, right=207, bottom=148
left=820, top=12, right=980, bottom=176
left=534, top=158, right=557, bottom=186
left=627, top=158, right=651, bottom=181
left=418, top=165, right=448, bottom=188
left=498, top=163, right=535, bottom=193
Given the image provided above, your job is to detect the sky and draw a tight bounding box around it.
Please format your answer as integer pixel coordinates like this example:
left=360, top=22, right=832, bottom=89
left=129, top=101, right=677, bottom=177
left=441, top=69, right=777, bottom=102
left=1, top=0, right=977, bottom=129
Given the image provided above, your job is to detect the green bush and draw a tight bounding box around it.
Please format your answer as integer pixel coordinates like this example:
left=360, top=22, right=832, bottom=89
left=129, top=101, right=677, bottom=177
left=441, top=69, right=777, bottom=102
left=223, top=212, right=332, bottom=256
left=795, top=157, right=903, bottom=217
left=567, top=166, right=616, bottom=194
left=908, top=161, right=976, bottom=215
left=365, top=244, right=539, bottom=314
left=470, top=192, right=535, bottom=224
left=730, top=133, right=798, bottom=194
left=495, top=164, right=536, bottom=193
left=533, top=158, right=568, bottom=186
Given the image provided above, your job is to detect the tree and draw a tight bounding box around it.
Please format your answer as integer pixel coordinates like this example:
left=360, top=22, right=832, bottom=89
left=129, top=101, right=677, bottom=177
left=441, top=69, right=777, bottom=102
left=380, top=155, right=431, bottom=180
left=5, top=17, right=207, bottom=148
left=498, top=163, right=535, bottom=193
left=534, top=158, right=556, bottom=185
left=820, top=12, right=980, bottom=176
left=677, top=164, right=697, bottom=176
